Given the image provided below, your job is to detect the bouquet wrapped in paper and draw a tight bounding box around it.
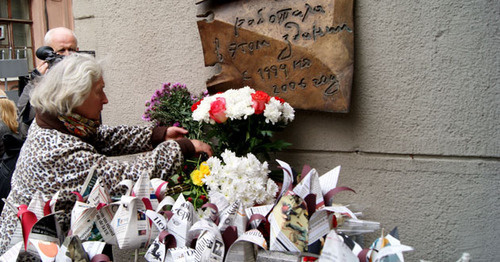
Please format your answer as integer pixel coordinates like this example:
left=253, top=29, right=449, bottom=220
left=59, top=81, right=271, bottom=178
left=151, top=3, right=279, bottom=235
left=1, top=190, right=113, bottom=261
left=69, top=166, right=117, bottom=245
left=110, top=172, right=163, bottom=250
left=1, top=191, right=63, bottom=261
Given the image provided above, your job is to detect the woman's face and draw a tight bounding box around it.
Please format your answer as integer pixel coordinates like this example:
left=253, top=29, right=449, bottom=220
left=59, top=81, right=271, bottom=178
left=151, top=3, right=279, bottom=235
left=73, top=77, right=108, bottom=120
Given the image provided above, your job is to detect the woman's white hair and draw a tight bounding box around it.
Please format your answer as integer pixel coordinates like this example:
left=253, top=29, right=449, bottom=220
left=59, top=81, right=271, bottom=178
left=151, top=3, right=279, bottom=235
left=30, top=53, right=102, bottom=116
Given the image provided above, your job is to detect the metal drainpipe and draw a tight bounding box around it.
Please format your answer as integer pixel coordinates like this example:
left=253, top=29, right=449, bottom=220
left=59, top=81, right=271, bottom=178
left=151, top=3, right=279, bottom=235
left=44, top=0, right=49, bottom=31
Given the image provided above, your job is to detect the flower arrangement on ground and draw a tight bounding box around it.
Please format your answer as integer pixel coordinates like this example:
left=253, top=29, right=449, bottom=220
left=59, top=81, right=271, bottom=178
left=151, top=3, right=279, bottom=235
left=3, top=160, right=416, bottom=262
left=192, top=86, right=295, bottom=159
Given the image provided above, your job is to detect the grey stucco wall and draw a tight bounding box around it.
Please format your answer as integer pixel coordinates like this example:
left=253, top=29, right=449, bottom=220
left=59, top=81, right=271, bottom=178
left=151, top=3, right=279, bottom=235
left=73, top=0, right=499, bottom=261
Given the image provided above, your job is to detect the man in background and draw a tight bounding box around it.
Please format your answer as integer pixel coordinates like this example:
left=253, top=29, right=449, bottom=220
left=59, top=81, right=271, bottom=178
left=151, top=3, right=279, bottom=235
left=17, top=27, right=78, bottom=137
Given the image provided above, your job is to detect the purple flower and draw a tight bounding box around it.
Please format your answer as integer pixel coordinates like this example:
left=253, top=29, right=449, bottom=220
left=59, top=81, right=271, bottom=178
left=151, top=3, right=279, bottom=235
left=142, top=114, right=151, bottom=121
left=173, top=122, right=181, bottom=127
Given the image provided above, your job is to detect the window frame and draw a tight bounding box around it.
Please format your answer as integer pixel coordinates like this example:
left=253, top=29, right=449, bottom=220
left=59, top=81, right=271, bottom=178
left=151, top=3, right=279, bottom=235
left=0, top=0, right=34, bottom=70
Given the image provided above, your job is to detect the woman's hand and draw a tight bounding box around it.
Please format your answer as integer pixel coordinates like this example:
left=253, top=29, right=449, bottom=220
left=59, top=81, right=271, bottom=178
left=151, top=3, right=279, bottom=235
left=190, top=139, right=213, bottom=158
left=165, top=126, right=188, bottom=140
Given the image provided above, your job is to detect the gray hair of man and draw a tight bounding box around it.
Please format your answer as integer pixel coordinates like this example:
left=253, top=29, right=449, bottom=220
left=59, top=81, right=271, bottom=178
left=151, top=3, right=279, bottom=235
left=30, top=53, right=102, bottom=116
left=44, top=27, right=78, bottom=46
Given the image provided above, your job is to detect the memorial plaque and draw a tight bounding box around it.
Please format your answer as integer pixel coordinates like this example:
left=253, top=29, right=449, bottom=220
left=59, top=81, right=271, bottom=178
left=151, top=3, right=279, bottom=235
left=197, top=0, right=354, bottom=112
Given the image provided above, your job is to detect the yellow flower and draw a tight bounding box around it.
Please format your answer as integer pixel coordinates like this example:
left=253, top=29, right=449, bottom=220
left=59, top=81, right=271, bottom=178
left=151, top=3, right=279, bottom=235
left=191, top=162, right=210, bottom=186
left=199, top=162, right=210, bottom=175
left=191, top=170, right=203, bottom=186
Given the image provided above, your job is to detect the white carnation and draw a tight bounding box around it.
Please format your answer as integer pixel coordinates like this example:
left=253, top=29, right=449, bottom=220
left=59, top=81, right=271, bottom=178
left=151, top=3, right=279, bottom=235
left=281, top=102, right=295, bottom=123
left=224, top=88, right=254, bottom=120
left=263, top=97, right=283, bottom=124
left=192, top=96, right=216, bottom=123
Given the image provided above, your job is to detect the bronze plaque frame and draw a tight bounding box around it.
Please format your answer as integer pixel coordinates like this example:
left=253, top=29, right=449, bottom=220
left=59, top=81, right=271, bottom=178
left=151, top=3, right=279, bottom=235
left=197, top=0, right=354, bottom=112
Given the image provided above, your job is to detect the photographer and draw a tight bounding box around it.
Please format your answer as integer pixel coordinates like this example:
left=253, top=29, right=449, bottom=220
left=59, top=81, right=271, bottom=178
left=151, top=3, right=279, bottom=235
left=34, top=27, right=78, bottom=75
left=17, top=27, right=78, bottom=137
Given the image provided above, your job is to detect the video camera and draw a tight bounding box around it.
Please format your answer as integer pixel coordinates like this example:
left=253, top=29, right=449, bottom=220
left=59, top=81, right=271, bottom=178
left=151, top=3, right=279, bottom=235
left=35, top=46, right=96, bottom=68
left=35, top=46, right=64, bottom=68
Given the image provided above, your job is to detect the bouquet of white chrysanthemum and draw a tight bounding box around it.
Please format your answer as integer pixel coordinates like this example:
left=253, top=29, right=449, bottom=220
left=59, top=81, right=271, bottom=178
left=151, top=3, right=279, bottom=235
left=191, top=86, right=295, bottom=159
left=202, top=149, right=279, bottom=208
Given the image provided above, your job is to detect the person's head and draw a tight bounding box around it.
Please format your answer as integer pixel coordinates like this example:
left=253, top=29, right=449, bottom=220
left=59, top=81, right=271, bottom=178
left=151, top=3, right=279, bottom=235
left=0, top=90, right=19, bottom=133
left=44, top=27, right=78, bottom=56
left=30, top=53, right=108, bottom=120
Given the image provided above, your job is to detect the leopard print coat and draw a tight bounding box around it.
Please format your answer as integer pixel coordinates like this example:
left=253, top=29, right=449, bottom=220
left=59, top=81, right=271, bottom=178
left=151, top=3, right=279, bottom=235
left=0, top=121, right=185, bottom=255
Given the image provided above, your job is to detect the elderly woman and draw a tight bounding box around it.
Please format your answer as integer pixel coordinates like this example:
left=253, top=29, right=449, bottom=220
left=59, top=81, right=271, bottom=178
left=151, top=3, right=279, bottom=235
left=0, top=53, right=212, bottom=254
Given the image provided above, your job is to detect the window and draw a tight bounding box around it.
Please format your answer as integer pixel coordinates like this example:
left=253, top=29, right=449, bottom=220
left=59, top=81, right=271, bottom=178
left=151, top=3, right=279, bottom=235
left=0, top=0, right=34, bottom=71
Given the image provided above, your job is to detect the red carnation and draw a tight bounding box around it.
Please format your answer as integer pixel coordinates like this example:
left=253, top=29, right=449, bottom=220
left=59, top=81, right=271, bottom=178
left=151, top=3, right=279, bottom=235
left=251, top=91, right=270, bottom=114
left=274, top=96, right=285, bottom=104
left=191, top=100, right=202, bottom=112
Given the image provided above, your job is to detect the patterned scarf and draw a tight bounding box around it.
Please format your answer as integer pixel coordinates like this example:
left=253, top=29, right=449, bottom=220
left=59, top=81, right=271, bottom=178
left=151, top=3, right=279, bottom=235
left=58, top=113, right=100, bottom=138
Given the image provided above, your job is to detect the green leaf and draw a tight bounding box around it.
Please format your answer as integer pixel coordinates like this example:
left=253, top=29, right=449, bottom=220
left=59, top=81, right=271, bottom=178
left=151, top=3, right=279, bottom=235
left=260, top=130, right=274, bottom=137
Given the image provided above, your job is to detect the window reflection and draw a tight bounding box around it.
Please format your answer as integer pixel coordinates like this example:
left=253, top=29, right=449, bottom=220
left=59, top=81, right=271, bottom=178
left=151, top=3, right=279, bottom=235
left=13, top=23, right=31, bottom=47
left=0, top=0, right=7, bottom=18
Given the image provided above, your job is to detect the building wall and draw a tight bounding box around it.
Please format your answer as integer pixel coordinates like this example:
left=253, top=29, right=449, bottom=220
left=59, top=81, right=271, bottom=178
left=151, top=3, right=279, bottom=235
left=31, top=0, right=74, bottom=67
left=72, top=0, right=500, bottom=260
